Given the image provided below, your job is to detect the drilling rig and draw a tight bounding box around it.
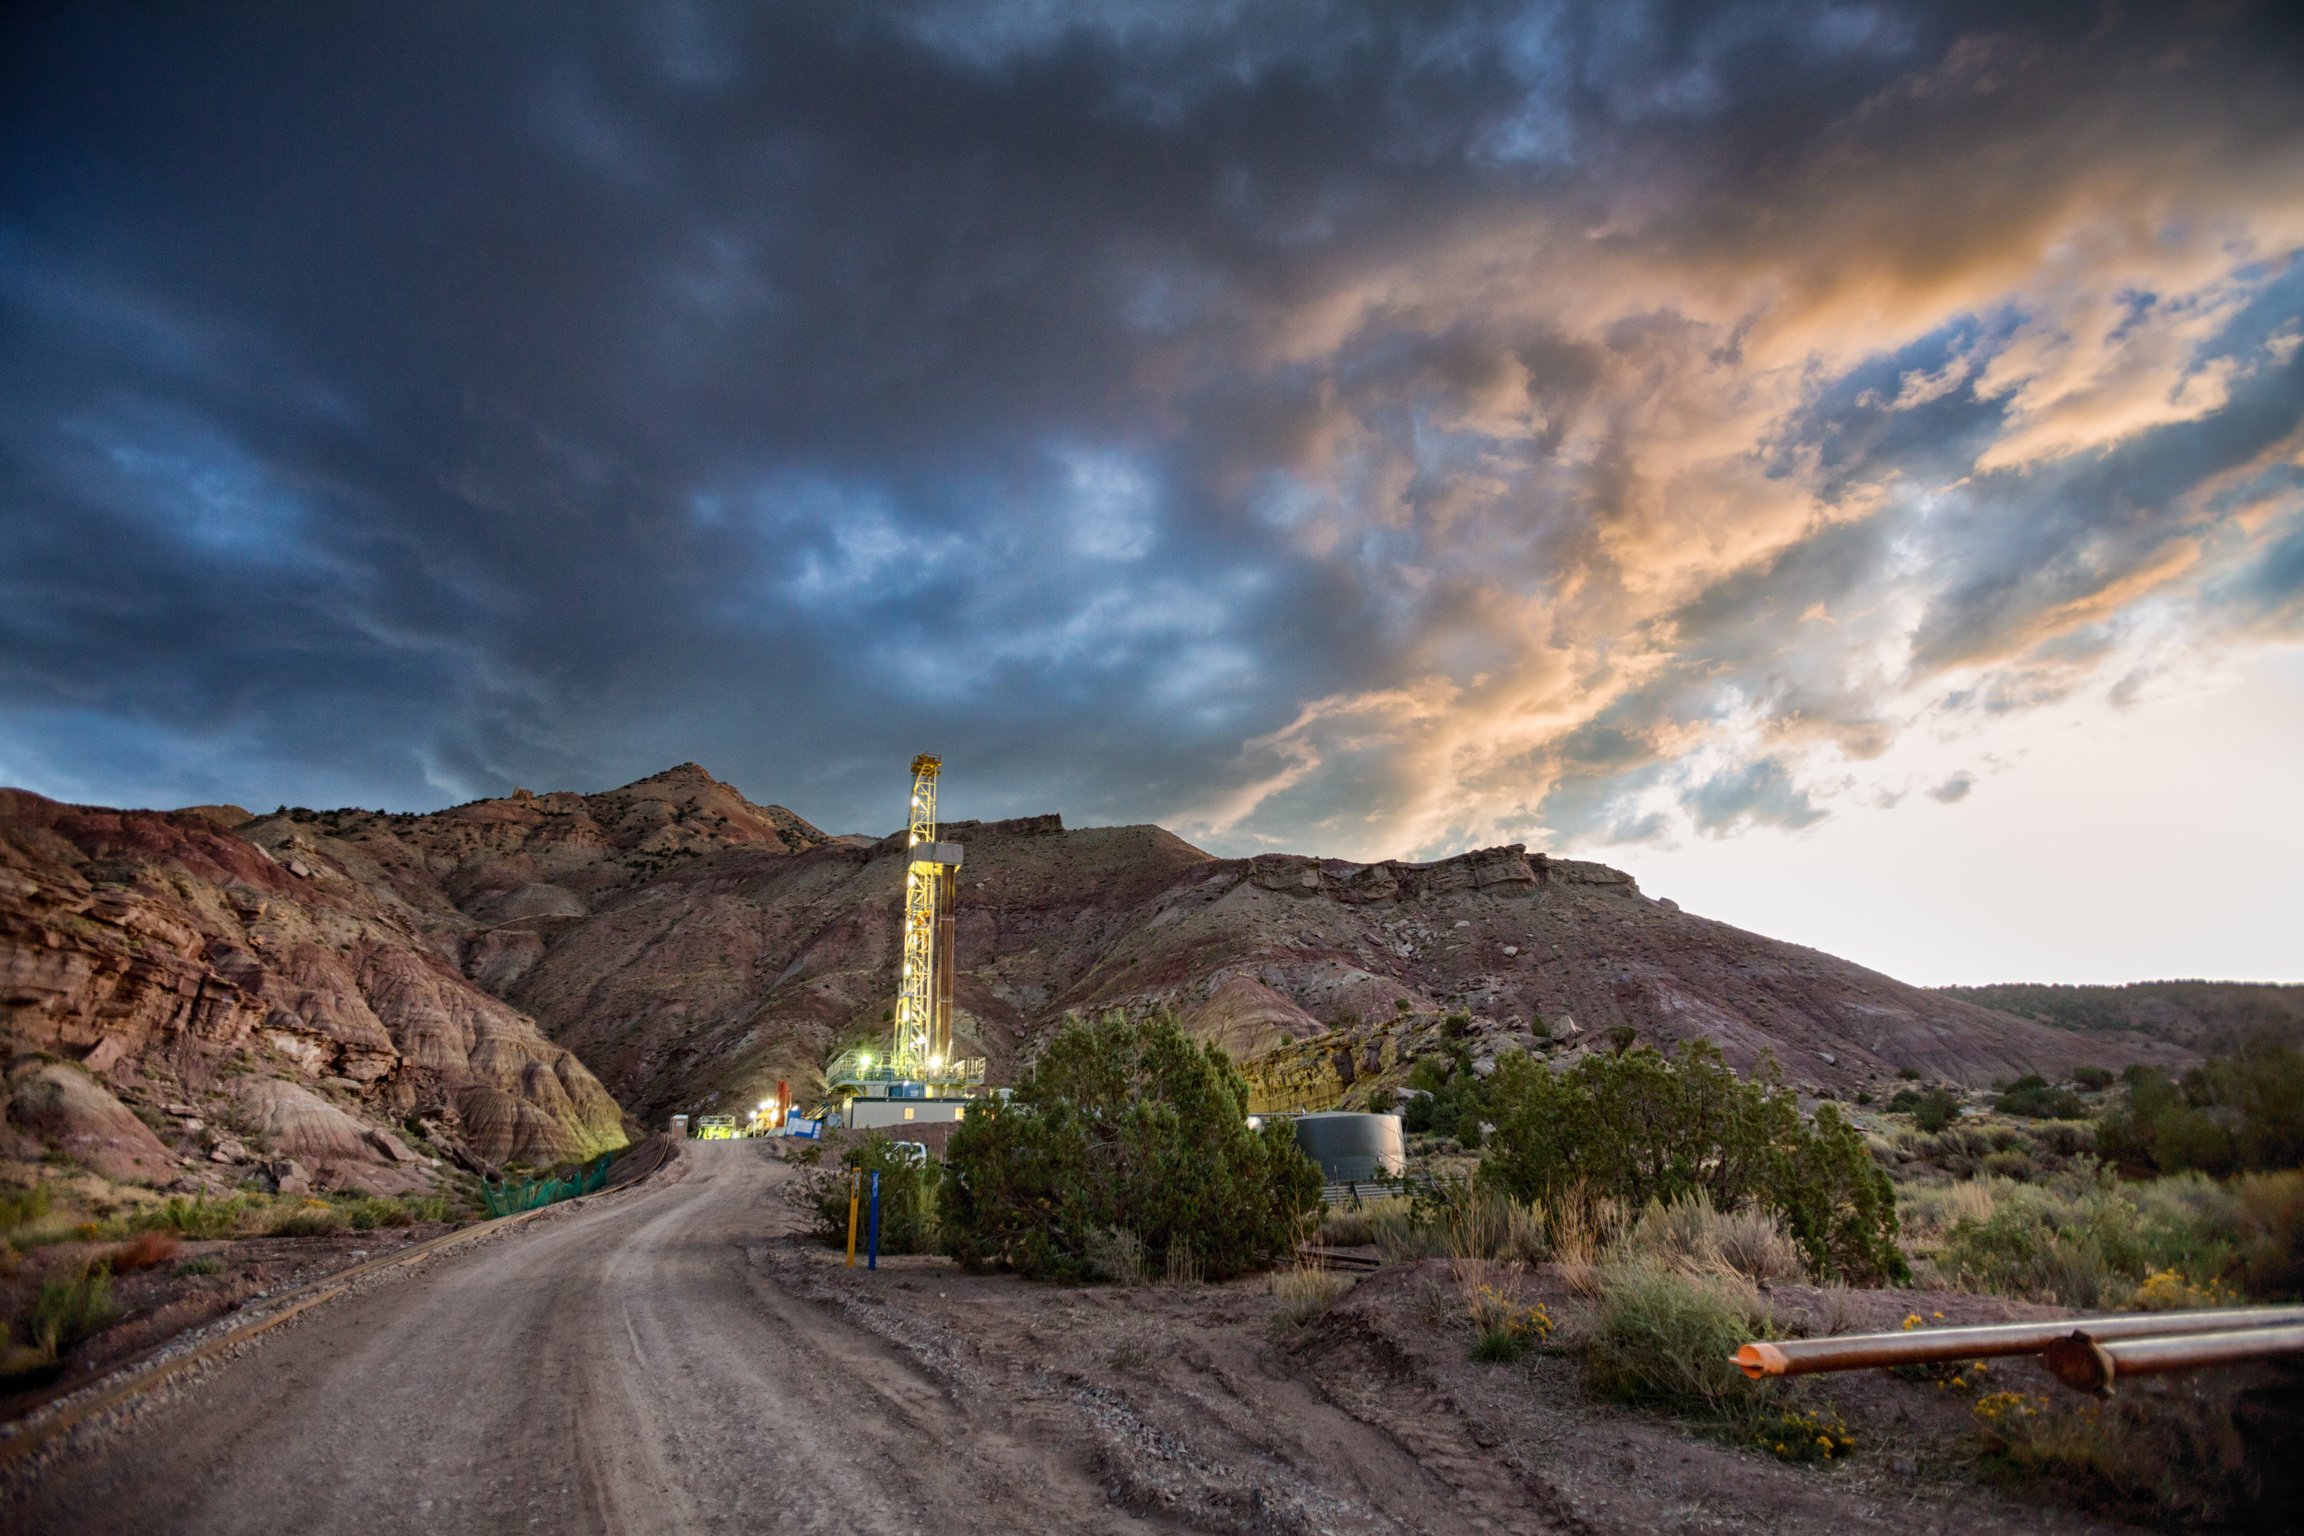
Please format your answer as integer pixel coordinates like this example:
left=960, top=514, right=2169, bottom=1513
left=893, top=753, right=961, bottom=1077
left=824, top=754, right=985, bottom=1126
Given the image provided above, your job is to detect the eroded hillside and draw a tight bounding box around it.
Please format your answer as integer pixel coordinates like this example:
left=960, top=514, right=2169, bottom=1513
left=301, top=770, right=2181, bottom=1122
left=4, top=765, right=2191, bottom=1149
left=0, top=788, right=638, bottom=1192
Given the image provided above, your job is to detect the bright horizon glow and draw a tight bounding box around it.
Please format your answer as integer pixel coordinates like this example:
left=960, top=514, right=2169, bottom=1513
left=1562, top=643, right=2304, bottom=987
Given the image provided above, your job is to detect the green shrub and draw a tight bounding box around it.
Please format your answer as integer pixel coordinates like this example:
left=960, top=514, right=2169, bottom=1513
left=1751, top=1405, right=1857, bottom=1465
left=1480, top=1042, right=1906, bottom=1283
left=27, top=1262, right=118, bottom=1356
left=941, top=1012, right=1320, bottom=1282
left=0, top=1183, right=53, bottom=1233
left=2099, top=1040, right=2304, bottom=1177
left=2072, top=1065, right=2117, bottom=1091
left=1401, top=1053, right=1487, bottom=1146
left=1931, top=1173, right=2255, bottom=1308
left=142, top=1194, right=252, bottom=1240
left=399, top=1193, right=452, bottom=1223
left=1462, top=1283, right=1553, bottom=1363
left=174, top=1255, right=224, bottom=1277
left=267, top=1202, right=346, bottom=1238
left=1981, top=1149, right=2037, bottom=1182
left=2230, top=1170, right=2304, bottom=1299
left=343, top=1197, right=416, bottom=1231
left=805, top=1135, right=942, bottom=1256
left=1995, top=1075, right=2089, bottom=1120
left=1889, top=1085, right=1963, bottom=1132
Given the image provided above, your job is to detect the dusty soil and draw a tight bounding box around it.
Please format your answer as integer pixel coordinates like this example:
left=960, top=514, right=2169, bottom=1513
left=1, top=1223, right=456, bottom=1402
left=1, top=1142, right=2204, bottom=1535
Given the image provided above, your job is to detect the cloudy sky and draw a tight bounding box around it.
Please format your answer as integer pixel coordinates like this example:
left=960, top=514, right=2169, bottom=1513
left=4, top=2, right=2301, bottom=985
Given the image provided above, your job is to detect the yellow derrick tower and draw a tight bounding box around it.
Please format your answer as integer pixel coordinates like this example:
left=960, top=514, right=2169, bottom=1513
left=822, top=753, right=983, bottom=1115
left=893, top=753, right=961, bottom=1076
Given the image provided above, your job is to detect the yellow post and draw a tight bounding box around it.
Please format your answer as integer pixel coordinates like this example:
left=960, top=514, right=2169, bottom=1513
left=845, top=1169, right=861, bottom=1267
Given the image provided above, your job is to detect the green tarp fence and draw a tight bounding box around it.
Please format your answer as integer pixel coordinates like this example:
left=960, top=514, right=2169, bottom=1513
left=480, top=1152, right=614, bottom=1218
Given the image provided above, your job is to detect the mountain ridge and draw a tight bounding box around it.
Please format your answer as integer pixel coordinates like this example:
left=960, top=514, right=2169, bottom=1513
left=4, top=766, right=2198, bottom=1168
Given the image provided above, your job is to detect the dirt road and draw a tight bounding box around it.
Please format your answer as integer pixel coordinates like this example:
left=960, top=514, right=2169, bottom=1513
left=11, top=1142, right=1164, bottom=1536
left=13, top=1142, right=2141, bottom=1536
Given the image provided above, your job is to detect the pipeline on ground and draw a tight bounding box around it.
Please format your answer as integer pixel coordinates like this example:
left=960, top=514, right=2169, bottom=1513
left=1732, top=1304, right=2304, bottom=1396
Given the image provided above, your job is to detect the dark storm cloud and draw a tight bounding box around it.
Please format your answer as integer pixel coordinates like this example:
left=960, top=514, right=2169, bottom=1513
left=1, top=2, right=2299, bottom=848
left=1686, top=757, right=1825, bottom=835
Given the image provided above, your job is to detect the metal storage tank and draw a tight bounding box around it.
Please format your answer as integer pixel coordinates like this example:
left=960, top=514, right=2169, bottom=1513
left=1291, top=1112, right=1406, bottom=1183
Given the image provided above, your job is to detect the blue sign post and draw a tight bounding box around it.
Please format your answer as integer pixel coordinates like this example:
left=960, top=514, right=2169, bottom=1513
left=866, top=1169, right=881, bottom=1271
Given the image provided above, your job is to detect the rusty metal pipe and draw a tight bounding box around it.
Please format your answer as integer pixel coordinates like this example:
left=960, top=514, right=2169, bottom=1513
left=1733, top=1306, right=2304, bottom=1380
left=2041, top=1323, right=2304, bottom=1395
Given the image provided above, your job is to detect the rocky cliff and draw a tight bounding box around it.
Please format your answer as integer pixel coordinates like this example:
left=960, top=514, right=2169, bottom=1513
left=4, top=766, right=2192, bottom=1158
left=0, top=786, right=636, bottom=1193
left=406, top=779, right=2183, bottom=1120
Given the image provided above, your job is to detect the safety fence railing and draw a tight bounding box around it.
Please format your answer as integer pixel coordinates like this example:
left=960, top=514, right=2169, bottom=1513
left=479, top=1152, right=614, bottom=1218
left=823, top=1049, right=987, bottom=1091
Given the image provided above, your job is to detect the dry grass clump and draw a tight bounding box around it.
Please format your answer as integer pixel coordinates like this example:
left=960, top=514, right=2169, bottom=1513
left=1162, top=1239, right=1203, bottom=1286
left=1911, top=1169, right=2301, bottom=1310
left=1366, top=1197, right=1446, bottom=1263
left=1621, top=1191, right=1803, bottom=1287
left=1583, top=1261, right=1764, bottom=1417
left=1543, top=1192, right=1623, bottom=1297
left=1314, top=1206, right=1376, bottom=1246
left=1269, top=1264, right=1353, bottom=1328
left=1085, top=1225, right=1149, bottom=1284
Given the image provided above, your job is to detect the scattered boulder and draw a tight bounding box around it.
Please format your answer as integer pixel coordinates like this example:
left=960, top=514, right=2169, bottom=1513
left=209, top=1138, right=249, bottom=1164
left=237, top=1078, right=383, bottom=1164
left=262, top=1157, right=311, bottom=1195
left=364, top=1127, right=416, bottom=1164
left=4, top=1062, right=176, bottom=1181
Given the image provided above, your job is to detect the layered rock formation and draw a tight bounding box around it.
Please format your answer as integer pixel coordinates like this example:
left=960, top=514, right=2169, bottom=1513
left=0, top=787, right=632, bottom=1191
left=5, top=764, right=2191, bottom=1150
left=406, top=784, right=2183, bottom=1119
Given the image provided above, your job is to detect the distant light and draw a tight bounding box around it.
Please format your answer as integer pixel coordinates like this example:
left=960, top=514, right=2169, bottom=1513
left=859, top=1052, right=872, bottom=1068
left=757, top=1099, right=772, bottom=1111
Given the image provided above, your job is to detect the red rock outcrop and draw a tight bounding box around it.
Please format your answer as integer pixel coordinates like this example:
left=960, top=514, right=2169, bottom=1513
left=470, top=797, right=2185, bottom=1119
left=4, top=766, right=2194, bottom=1143
left=4, top=1062, right=176, bottom=1181
left=0, top=787, right=629, bottom=1189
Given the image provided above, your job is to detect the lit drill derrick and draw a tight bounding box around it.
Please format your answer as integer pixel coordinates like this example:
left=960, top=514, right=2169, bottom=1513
left=823, top=754, right=975, bottom=1100
left=893, top=753, right=949, bottom=1076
